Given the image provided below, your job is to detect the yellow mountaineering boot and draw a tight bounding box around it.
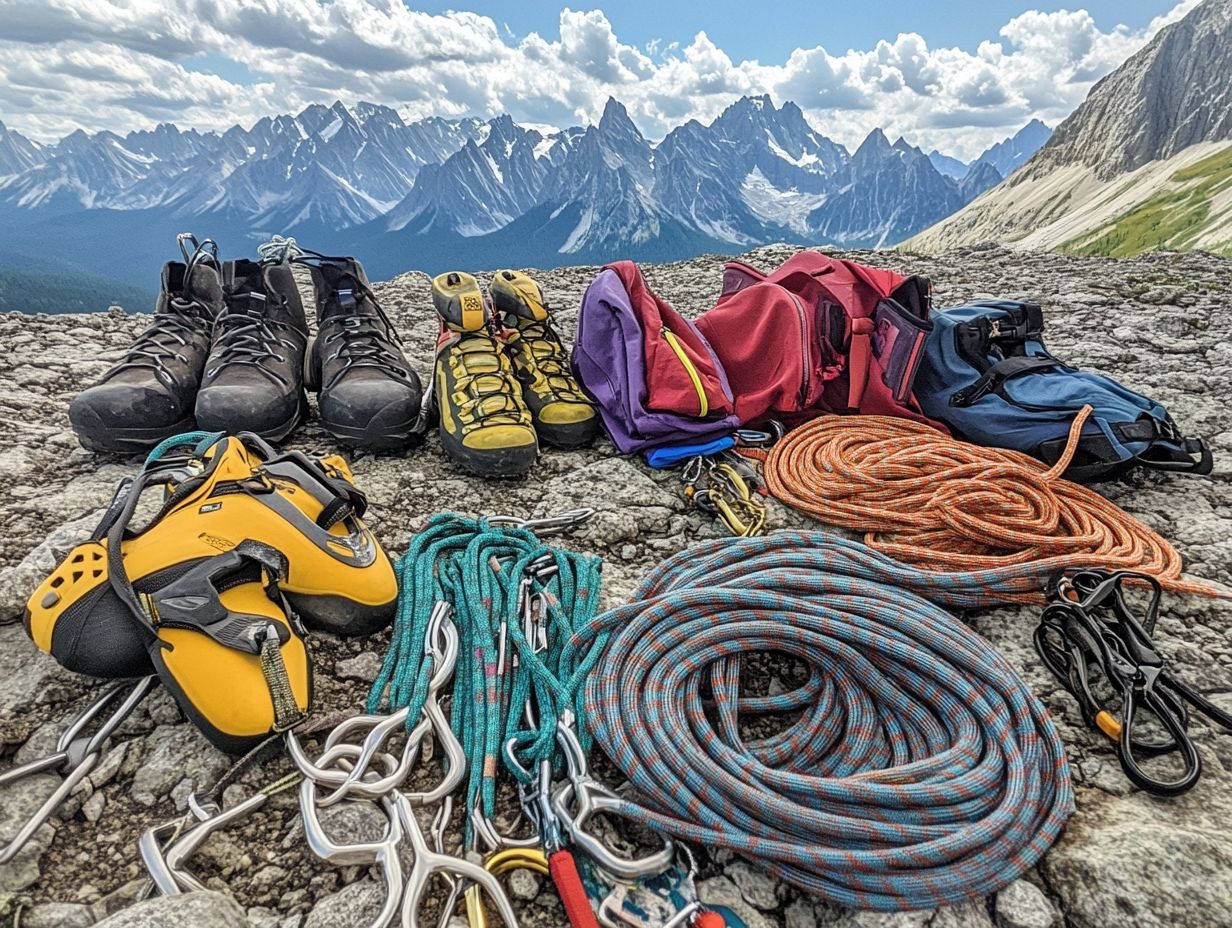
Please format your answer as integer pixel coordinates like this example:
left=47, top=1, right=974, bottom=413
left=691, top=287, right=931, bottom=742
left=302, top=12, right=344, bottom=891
left=490, top=270, right=598, bottom=449
left=430, top=272, right=538, bottom=478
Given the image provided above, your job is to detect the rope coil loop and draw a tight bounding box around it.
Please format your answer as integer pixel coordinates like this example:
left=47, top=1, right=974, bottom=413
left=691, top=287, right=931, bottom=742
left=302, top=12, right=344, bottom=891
left=579, top=531, right=1074, bottom=911
left=757, top=409, right=1224, bottom=603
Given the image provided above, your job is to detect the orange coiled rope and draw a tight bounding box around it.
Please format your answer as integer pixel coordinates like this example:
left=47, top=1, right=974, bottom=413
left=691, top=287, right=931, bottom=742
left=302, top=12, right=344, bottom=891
left=758, top=407, right=1223, bottom=603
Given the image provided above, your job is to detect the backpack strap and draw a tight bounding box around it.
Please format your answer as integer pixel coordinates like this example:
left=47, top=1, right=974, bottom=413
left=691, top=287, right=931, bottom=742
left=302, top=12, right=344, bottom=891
left=1039, top=417, right=1214, bottom=481
left=848, top=318, right=876, bottom=409
left=1114, top=420, right=1213, bottom=475
left=949, top=356, right=1062, bottom=407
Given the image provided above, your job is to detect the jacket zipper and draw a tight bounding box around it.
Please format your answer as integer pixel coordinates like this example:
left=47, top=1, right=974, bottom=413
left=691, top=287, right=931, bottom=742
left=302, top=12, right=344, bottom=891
left=660, top=327, right=709, bottom=417
left=787, top=293, right=810, bottom=407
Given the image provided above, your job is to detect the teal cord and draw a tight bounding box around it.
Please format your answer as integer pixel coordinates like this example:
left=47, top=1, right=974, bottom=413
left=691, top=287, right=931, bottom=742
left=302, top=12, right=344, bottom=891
left=143, top=430, right=225, bottom=466
left=367, top=514, right=606, bottom=843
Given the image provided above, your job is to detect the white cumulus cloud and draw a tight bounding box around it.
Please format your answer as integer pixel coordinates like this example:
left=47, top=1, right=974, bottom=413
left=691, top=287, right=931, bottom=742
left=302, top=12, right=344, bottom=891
left=0, top=1, right=1196, bottom=160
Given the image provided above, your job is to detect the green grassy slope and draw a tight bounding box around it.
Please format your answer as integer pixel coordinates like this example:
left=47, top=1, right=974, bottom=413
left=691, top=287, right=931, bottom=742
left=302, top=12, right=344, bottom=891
left=1062, top=147, right=1232, bottom=258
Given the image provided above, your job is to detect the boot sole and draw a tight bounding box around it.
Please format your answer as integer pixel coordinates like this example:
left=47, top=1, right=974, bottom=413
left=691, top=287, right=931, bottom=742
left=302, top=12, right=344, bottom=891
left=323, top=417, right=421, bottom=452
left=440, top=425, right=538, bottom=478
left=71, top=411, right=197, bottom=455
left=196, top=395, right=305, bottom=443
left=255, top=398, right=305, bottom=443
left=535, top=418, right=600, bottom=450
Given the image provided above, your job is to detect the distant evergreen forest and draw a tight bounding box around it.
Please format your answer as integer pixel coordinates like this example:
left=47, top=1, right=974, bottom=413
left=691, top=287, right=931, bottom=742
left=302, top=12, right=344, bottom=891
left=0, top=264, right=155, bottom=314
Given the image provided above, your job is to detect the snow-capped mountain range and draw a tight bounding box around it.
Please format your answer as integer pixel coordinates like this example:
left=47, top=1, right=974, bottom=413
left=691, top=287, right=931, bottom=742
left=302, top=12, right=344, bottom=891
left=0, top=96, right=1048, bottom=284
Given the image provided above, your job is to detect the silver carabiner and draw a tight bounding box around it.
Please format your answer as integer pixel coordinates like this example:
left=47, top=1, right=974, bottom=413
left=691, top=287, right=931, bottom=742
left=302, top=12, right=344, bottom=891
left=138, top=820, right=185, bottom=897
left=488, top=509, right=595, bottom=536
left=300, top=786, right=405, bottom=928
left=550, top=723, right=676, bottom=881
left=471, top=807, right=542, bottom=854
left=291, top=606, right=464, bottom=806
left=393, top=790, right=520, bottom=928
left=161, top=791, right=271, bottom=893
left=594, top=844, right=707, bottom=928
left=0, top=675, right=156, bottom=865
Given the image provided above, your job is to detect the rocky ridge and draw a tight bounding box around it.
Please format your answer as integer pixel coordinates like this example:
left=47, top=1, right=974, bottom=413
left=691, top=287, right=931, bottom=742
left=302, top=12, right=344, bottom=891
left=1024, top=0, right=1232, bottom=181
left=907, top=0, right=1232, bottom=257
left=0, top=244, right=1230, bottom=928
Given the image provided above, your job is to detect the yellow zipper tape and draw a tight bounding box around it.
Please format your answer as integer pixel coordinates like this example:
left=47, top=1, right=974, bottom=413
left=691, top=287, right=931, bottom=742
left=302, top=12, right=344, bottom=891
left=662, top=328, right=709, bottom=417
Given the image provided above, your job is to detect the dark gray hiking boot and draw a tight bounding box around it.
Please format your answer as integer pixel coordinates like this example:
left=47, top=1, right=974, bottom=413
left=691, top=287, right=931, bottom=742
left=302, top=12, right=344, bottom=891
left=307, top=256, right=423, bottom=451
left=69, top=235, right=222, bottom=454
left=195, top=259, right=308, bottom=440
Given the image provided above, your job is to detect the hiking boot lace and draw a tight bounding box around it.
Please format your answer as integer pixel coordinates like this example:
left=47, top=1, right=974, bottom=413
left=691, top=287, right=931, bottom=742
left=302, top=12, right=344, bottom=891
left=107, top=304, right=211, bottom=387
left=208, top=298, right=300, bottom=387
left=105, top=237, right=218, bottom=388
left=512, top=320, right=590, bottom=404
left=319, top=280, right=414, bottom=390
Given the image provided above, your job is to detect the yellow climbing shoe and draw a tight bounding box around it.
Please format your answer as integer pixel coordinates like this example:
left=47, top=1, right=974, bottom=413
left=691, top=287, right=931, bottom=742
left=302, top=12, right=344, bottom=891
left=145, top=547, right=311, bottom=753
left=25, top=432, right=398, bottom=685
left=431, top=271, right=538, bottom=478
left=490, top=270, right=598, bottom=449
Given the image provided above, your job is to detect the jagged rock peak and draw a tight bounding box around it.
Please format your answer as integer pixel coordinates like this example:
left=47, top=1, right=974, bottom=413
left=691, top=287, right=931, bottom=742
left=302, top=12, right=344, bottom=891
left=1025, top=0, right=1232, bottom=179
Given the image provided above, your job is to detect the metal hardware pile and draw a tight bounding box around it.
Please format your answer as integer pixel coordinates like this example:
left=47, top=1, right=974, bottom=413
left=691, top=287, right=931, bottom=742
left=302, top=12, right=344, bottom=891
left=349, top=511, right=730, bottom=927
left=5, top=488, right=1228, bottom=927
left=1036, top=568, right=1232, bottom=796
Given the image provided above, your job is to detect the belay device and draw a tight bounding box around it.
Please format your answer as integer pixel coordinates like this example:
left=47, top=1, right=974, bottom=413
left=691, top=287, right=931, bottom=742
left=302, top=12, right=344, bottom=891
left=913, top=300, right=1212, bottom=480
left=24, top=431, right=398, bottom=752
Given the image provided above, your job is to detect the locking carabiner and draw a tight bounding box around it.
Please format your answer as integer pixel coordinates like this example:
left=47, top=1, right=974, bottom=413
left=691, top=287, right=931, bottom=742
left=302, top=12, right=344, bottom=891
left=550, top=722, right=676, bottom=881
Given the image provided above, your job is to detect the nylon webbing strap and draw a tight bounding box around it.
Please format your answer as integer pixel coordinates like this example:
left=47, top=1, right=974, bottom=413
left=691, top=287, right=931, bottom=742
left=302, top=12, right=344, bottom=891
left=949, top=355, right=1059, bottom=406
left=260, top=632, right=305, bottom=732
left=577, top=530, right=1074, bottom=911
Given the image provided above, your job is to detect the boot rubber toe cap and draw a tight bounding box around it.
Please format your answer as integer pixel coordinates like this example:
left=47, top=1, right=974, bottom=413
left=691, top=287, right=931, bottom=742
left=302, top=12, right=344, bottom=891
left=195, top=385, right=301, bottom=439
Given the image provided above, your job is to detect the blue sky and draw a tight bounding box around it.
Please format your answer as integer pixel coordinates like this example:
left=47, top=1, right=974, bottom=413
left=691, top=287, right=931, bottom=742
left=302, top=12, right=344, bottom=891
left=415, top=1, right=1179, bottom=59
left=0, top=0, right=1198, bottom=160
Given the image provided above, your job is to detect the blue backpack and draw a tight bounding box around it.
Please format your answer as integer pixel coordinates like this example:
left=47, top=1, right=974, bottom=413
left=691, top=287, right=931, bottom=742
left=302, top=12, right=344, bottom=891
left=914, top=300, right=1212, bottom=481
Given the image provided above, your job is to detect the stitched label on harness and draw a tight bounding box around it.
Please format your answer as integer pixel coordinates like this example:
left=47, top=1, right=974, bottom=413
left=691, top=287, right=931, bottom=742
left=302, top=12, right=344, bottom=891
left=198, top=531, right=234, bottom=551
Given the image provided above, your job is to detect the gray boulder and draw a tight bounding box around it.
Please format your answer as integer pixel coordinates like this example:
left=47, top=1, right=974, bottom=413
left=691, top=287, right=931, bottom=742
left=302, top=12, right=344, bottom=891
left=92, top=891, right=248, bottom=927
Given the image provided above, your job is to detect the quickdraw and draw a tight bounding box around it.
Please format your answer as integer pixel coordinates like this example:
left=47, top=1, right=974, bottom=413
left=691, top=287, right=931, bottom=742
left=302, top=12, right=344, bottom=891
left=680, top=453, right=766, bottom=538
left=1036, top=568, right=1232, bottom=796
left=366, top=511, right=725, bottom=927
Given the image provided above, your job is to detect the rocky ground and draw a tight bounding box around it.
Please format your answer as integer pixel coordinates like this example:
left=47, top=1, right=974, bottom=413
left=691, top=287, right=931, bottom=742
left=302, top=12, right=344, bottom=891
left=0, top=243, right=1230, bottom=928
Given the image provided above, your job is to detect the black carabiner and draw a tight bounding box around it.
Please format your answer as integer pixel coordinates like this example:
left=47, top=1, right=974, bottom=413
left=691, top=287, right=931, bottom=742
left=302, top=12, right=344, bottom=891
left=1035, top=569, right=1230, bottom=797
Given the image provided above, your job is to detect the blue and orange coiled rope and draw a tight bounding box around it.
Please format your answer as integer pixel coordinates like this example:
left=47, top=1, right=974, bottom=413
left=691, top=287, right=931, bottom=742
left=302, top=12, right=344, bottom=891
left=576, top=531, right=1075, bottom=911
